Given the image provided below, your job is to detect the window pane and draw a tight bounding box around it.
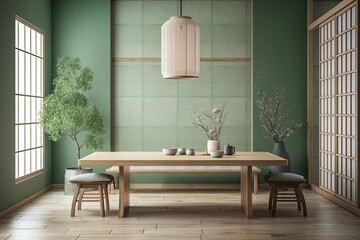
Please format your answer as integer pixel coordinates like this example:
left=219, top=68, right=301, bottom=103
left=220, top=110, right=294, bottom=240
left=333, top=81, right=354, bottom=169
left=31, top=97, right=37, bottom=123
left=15, top=17, right=45, bottom=181
left=15, top=21, right=18, bottom=48
left=18, top=22, right=24, bottom=50
left=15, top=153, right=19, bottom=178
left=36, top=32, right=41, bottom=57
left=36, top=58, right=41, bottom=96
left=25, top=54, right=30, bottom=95
left=25, top=26, right=30, bottom=52
left=15, top=50, right=18, bottom=93
left=40, top=59, right=43, bottom=96
left=25, top=124, right=31, bottom=150
left=40, top=35, right=43, bottom=58
left=30, top=124, right=35, bottom=148
left=31, top=29, right=36, bottom=55
left=18, top=96, right=24, bottom=123
left=25, top=96, right=31, bottom=123
left=15, top=125, right=18, bottom=152
left=31, top=55, right=36, bottom=96
left=36, top=99, right=40, bottom=123
left=18, top=51, right=24, bottom=94
left=18, top=125, right=24, bottom=151
left=15, top=96, right=19, bottom=123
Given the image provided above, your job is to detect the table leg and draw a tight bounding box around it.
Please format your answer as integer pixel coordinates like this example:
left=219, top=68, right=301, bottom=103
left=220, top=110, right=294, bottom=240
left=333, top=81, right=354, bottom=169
left=241, top=166, right=253, bottom=217
left=119, top=166, right=130, bottom=218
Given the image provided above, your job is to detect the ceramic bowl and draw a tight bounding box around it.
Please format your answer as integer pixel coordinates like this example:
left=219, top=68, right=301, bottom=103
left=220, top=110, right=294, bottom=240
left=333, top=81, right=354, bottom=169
left=186, top=148, right=195, bottom=155
left=162, top=148, right=177, bottom=155
left=210, top=150, right=224, bottom=158
left=177, top=147, right=186, bottom=155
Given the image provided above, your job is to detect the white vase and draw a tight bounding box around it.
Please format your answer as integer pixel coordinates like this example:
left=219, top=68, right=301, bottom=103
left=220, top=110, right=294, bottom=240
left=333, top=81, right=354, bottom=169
left=207, top=140, right=220, bottom=154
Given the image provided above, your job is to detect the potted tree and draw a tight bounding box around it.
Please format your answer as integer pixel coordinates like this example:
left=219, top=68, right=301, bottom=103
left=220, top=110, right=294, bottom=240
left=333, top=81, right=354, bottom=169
left=40, top=55, right=105, bottom=194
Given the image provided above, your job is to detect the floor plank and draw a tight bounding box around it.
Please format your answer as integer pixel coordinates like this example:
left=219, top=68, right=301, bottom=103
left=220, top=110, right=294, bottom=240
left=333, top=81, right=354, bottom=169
left=0, top=188, right=359, bottom=239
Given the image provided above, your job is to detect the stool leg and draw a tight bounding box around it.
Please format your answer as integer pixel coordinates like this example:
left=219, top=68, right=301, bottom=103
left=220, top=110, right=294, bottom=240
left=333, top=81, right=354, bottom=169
left=98, top=184, right=105, bottom=217
left=298, top=186, right=307, bottom=217
left=268, top=183, right=274, bottom=210
left=108, top=181, right=112, bottom=195
left=103, top=183, right=110, bottom=210
left=294, top=184, right=302, bottom=210
left=78, top=188, right=85, bottom=210
left=71, top=184, right=81, bottom=217
left=272, top=184, right=279, bottom=217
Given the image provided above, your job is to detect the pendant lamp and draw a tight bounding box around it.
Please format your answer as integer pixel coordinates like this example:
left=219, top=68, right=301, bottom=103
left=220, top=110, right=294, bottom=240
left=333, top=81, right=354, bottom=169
left=161, top=0, right=200, bottom=79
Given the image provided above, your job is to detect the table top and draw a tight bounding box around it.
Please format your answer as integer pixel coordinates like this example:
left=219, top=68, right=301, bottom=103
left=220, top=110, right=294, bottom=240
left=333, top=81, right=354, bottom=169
left=78, top=151, right=287, bottom=167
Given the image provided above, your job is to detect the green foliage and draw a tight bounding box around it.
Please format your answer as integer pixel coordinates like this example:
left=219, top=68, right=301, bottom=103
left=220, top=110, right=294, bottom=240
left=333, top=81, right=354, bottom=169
left=40, top=55, right=105, bottom=161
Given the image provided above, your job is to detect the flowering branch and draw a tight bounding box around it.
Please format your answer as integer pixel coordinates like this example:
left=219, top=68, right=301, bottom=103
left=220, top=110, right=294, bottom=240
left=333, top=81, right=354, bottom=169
left=189, top=103, right=227, bottom=140
left=255, top=81, right=303, bottom=143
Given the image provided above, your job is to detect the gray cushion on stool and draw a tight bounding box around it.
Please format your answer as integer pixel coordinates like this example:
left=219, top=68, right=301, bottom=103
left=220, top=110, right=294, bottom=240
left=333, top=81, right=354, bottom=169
left=69, top=173, right=114, bottom=183
left=266, top=173, right=307, bottom=183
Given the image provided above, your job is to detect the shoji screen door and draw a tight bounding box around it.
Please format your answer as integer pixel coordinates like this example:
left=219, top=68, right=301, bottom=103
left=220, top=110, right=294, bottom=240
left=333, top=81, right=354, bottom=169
left=319, top=2, right=358, bottom=206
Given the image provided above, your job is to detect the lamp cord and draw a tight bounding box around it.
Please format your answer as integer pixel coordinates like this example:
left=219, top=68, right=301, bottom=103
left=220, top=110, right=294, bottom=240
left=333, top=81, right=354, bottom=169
left=180, top=0, right=182, bottom=16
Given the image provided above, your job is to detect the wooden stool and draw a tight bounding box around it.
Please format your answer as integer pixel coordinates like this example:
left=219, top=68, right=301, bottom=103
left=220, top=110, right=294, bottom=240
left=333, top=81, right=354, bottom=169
left=69, top=173, right=114, bottom=217
left=265, top=172, right=307, bottom=217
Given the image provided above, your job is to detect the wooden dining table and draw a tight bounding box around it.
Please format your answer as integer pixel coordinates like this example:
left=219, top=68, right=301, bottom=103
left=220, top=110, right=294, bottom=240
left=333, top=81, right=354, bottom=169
left=78, top=151, right=287, bottom=218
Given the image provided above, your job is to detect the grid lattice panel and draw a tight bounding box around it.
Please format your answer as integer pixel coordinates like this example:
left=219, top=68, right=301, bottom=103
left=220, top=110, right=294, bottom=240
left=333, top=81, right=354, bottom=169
left=319, top=4, right=358, bottom=205
left=319, top=19, right=336, bottom=193
left=335, top=5, right=357, bottom=203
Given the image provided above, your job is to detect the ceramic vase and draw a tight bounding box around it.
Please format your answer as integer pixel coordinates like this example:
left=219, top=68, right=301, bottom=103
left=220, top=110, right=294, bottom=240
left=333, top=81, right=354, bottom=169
left=207, top=140, right=220, bottom=154
left=269, top=142, right=291, bottom=174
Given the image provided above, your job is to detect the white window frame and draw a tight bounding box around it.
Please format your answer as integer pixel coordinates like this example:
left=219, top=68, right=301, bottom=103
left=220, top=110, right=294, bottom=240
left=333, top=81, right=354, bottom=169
left=15, top=16, right=44, bottom=182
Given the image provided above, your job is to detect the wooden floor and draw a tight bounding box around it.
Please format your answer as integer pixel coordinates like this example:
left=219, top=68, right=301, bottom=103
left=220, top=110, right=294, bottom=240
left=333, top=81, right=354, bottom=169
left=0, top=188, right=359, bottom=240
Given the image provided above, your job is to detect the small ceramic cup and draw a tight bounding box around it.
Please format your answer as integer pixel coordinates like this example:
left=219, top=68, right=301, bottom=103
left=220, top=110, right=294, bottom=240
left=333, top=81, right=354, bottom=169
left=177, top=147, right=186, bottom=155
left=186, top=148, right=195, bottom=155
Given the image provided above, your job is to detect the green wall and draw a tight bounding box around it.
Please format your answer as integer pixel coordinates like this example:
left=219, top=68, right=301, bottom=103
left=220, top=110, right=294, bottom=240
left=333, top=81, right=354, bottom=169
left=51, top=0, right=111, bottom=184
left=253, top=0, right=308, bottom=180
left=112, top=0, right=252, bottom=152
left=112, top=0, right=252, bottom=183
left=50, top=0, right=308, bottom=185
left=0, top=0, right=52, bottom=212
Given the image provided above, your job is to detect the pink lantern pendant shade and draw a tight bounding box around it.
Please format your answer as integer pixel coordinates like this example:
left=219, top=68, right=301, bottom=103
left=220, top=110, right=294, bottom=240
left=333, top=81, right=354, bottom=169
left=161, top=16, right=200, bottom=79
